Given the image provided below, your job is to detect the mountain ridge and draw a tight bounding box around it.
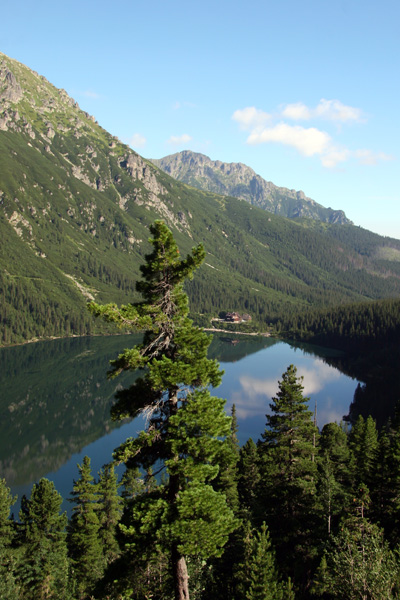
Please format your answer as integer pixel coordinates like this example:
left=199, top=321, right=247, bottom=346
left=151, top=150, right=352, bottom=225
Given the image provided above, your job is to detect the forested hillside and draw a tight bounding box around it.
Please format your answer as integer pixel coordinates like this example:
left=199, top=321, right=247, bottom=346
left=1, top=51, right=400, bottom=346
left=277, top=296, right=400, bottom=352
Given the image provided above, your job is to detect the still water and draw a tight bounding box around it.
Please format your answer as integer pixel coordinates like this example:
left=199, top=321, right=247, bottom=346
left=0, top=333, right=358, bottom=513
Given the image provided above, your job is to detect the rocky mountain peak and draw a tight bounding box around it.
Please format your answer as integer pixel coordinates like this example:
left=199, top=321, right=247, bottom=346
left=151, top=150, right=352, bottom=225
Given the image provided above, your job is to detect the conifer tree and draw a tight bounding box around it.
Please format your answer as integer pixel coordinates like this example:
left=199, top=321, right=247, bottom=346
left=316, top=455, right=342, bottom=537
left=202, top=406, right=241, bottom=600
left=0, top=478, right=18, bottom=600
left=318, top=422, right=352, bottom=492
left=120, top=466, right=145, bottom=501
left=370, top=422, right=400, bottom=542
left=317, top=422, right=353, bottom=535
left=0, top=478, right=15, bottom=549
left=18, top=478, right=69, bottom=600
left=213, top=403, right=240, bottom=513
left=97, top=462, right=123, bottom=566
left=68, top=456, right=104, bottom=597
left=348, top=415, right=379, bottom=488
left=236, top=522, right=295, bottom=600
left=89, top=220, right=238, bottom=600
left=258, top=364, right=318, bottom=579
left=314, top=516, right=399, bottom=599
left=237, top=438, right=261, bottom=520
left=246, top=523, right=280, bottom=600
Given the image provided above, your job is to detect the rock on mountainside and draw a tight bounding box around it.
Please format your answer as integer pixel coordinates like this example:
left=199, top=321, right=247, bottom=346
left=151, top=150, right=351, bottom=225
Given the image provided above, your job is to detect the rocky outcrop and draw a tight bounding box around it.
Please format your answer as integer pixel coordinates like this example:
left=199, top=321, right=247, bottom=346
left=0, top=65, right=23, bottom=103
left=121, top=153, right=167, bottom=198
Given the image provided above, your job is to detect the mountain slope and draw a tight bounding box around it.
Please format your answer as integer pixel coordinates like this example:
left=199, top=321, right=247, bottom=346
left=1, top=51, right=400, bottom=346
left=151, top=150, right=351, bottom=224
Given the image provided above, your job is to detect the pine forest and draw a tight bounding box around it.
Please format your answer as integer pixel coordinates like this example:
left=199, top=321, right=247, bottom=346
left=2, top=221, right=400, bottom=600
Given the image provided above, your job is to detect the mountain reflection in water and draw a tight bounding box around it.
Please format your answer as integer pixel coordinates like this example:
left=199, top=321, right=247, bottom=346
left=0, top=334, right=359, bottom=513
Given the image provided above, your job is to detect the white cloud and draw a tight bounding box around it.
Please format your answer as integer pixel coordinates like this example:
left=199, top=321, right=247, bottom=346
left=239, top=375, right=278, bottom=400
left=315, top=99, right=363, bottom=122
left=231, top=375, right=276, bottom=419
left=247, top=123, right=332, bottom=157
left=281, top=102, right=312, bottom=121
left=129, top=133, right=147, bottom=148
left=322, top=148, right=393, bottom=168
left=231, top=360, right=342, bottom=420
left=282, top=99, right=363, bottom=123
left=232, top=106, right=271, bottom=130
left=321, top=148, right=351, bottom=168
left=296, top=361, right=340, bottom=396
left=233, top=101, right=387, bottom=169
left=167, top=133, right=193, bottom=145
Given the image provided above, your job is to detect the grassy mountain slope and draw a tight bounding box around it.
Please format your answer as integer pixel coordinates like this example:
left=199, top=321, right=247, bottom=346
left=1, top=51, right=400, bottom=346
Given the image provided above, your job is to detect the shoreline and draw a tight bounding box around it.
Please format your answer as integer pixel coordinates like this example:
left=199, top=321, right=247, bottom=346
left=204, top=328, right=271, bottom=337
left=1, top=327, right=272, bottom=349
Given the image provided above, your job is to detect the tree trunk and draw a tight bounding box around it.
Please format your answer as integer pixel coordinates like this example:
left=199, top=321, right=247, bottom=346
left=169, top=389, right=190, bottom=600
left=172, top=544, right=190, bottom=600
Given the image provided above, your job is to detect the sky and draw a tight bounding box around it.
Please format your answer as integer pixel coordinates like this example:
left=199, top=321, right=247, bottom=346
left=2, top=0, right=400, bottom=238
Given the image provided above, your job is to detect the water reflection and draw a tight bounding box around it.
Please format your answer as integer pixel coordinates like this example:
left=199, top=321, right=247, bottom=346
left=214, top=341, right=357, bottom=444
left=0, top=334, right=359, bottom=512
left=0, top=335, right=142, bottom=487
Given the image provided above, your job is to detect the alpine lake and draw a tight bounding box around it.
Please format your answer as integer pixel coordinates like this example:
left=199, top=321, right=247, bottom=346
left=0, top=332, right=370, bottom=514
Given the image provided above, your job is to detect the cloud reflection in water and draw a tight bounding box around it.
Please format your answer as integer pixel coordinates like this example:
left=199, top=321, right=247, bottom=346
left=216, top=349, right=356, bottom=436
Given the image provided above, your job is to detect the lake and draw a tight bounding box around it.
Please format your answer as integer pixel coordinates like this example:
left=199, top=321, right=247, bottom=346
left=0, top=333, right=358, bottom=514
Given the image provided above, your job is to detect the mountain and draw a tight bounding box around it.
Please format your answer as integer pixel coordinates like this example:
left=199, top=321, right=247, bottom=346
left=151, top=150, right=351, bottom=224
left=1, top=51, right=400, bottom=346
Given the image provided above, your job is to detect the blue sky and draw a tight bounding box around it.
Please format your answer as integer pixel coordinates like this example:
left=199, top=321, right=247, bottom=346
left=2, top=0, right=399, bottom=238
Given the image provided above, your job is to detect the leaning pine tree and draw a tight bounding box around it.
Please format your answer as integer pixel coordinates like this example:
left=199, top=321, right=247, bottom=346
left=88, top=220, right=238, bottom=600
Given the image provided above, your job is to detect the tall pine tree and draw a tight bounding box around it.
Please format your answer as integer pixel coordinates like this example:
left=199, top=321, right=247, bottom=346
left=316, top=422, right=352, bottom=535
left=348, top=415, right=378, bottom=489
left=97, top=462, right=123, bottom=566
left=67, top=456, right=104, bottom=597
left=258, top=364, right=318, bottom=583
left=89, top=220, right=238, bottom=600
left=18, top=478, right=69, bottom=600
left=0, top=478, right=18, bottom=600
left=238, top=438, right=261, bottom=521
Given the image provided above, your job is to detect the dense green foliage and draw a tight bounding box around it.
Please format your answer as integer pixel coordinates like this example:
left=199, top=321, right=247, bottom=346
left=1, top=221, right=399, bottom=597
left=277, top=297, right=400, bottom=353
left=18, top=478, right=70, bottom=599
left=258, top=365, right=318, bottom=579
left=4, top=366, right=400, bottom=599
